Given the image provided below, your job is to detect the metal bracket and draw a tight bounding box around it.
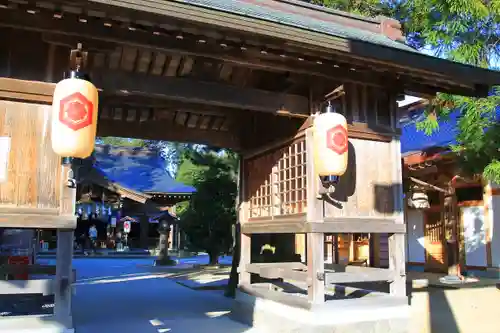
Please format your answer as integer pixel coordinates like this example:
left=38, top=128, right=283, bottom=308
left=317, top=272, right=325, bottom=281
left=66, top=178, right=77, bottom=188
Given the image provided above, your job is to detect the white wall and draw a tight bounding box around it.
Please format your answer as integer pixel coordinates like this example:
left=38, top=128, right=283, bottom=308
left=406, top=209, right=425, bottom=263
left=462, top=206, right=487, bottom=267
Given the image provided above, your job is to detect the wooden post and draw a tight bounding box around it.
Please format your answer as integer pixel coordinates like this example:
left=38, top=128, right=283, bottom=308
left=389, top=138, right=406, bottom=296
left=305, top=128, right=325, bottom=304
left=483, top=182, right=493, bottom=268
left=370, top=233, right=381, bottom=267
left=333, top=234, right=340, bottom=264
left=348, top=233, right=355, bottom=263
left=140, top=215, right=149, bottom=249
left=239, top=158, right=251, bottom=286
left=54, top=162, right=75, bottom=328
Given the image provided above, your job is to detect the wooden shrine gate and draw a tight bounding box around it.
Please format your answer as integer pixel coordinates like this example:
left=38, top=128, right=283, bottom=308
left=0, top=1, right=498, bottom=332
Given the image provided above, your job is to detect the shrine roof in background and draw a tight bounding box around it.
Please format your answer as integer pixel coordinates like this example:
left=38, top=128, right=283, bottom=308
left=92, top=144, right=196, bottom=195
left=400, top=105, right=500, bottom=155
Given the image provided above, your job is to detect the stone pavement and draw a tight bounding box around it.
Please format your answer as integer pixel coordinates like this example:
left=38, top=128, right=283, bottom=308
left=409, top=283, right=499, bottom=333
left=167, top=265, right=500, bottom=333
left=70, top=258, right=258, bottom=333
left=29, top=257, right=498, bottom=333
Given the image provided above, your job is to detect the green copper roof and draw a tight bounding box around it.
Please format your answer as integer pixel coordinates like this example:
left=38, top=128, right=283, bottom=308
left=177, top=0, right=417, bottom=52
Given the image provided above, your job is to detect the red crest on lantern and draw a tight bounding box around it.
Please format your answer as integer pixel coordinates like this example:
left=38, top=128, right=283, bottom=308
left=59, top=92, right=94, bottom=131
left=326, top=124, right=348, bottom=155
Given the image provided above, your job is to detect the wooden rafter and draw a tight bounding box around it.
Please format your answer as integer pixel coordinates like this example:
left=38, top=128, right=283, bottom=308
left=0, top=3, right=491, bottom=96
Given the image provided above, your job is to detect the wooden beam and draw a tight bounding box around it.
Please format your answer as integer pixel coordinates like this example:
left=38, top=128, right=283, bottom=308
left=239, top=283, right=311, bottom=310
left=324, top=267, right=395, bottom=284
left=320, top=217, right=406, bottom=233
left=241, top=220, right=307, bottom=234
left=0, top=207, right=59, bottom=215
left=0, top=78, right=54, bottom=104
left=241, top=216, right=406, bottom=234
left=246, top=263, right=309, bottom=283
left=409, top=176, right=447, bottom=193
left=97, top=118, right=240, bottom=150
left=91, top=69, right=309, bottom=116
left=0, top=213, right=76, bottom=229
left=246, top=262, right=307, bottom=270
left=243, top=214, right=307, bottom=234
left=0, top=279, right=55, bottom=296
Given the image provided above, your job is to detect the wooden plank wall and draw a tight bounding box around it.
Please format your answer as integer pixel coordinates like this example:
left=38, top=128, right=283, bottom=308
left=323, top=138, right=395, bottom=218
left=0, top=100, right=61, bottom=210
left=244, top=137, right=395, bottom=220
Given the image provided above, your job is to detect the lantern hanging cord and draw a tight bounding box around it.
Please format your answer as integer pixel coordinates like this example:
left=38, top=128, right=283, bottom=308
left=69, top=43, right=89, bottom=72
left=325, top=100, right=335, bottom=114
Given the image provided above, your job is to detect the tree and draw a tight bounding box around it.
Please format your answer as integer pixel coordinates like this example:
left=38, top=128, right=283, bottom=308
left=395, top=0, right=500, bottom=182
left=176, top=149, right=238, bottom=265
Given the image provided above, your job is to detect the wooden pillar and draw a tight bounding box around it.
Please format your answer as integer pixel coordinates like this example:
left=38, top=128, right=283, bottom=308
left=483, top=182, right=494, bottom=268
left=333, top=234, right=340, bottom=264
left=485, top=182, right=500, bottom=269
left=305, top=128, right=325, bottom=304
left=54, top=162, right=75, bottom=328
left=348, top=233, right=354, bottom=262
left=140, top=215, right=149, bottom=249
left=295, top=234, right=306, bottom=262
left=370, top=233, right=381, bottom=267
left=444, top=188, right=460, bottom=275
left=239, top=158, right=251, bottom=286
left=389, top=138, right=406, bottom=296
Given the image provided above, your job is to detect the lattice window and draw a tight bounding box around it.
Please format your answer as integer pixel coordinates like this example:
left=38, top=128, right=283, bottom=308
left=277, top=139, right=307, bottom=215
left=245, top=137, right=307, bottom=218
left=246, top=153, right=274, bottom=218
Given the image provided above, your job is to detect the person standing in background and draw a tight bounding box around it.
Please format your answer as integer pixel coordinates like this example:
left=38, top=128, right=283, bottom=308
left=88, top=224, right=97, bottom=254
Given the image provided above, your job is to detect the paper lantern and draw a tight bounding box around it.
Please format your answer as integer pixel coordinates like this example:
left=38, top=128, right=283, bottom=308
left=312, top=107, right=348, bottom=177
left=51, top=71, right=99, bottom=159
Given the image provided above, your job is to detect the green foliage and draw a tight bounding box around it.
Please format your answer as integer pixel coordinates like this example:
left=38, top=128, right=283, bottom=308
left=397, top=0, right=500, bottom=181
left=175, top=148, right=238, bottom=264
left=306, top=0, right=390, bottom=16
left=97, top=137, right=149, bottom=147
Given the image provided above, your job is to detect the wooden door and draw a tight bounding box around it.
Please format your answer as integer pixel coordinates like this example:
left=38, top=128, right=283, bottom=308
left=424, top=211, right=447, bottom=272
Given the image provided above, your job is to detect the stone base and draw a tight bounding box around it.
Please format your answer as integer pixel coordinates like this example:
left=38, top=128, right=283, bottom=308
left=230, top=289, right=410, bottom=333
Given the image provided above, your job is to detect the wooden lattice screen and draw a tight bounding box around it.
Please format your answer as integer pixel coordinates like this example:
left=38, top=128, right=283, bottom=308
left=245, top=136, right=307, bottom=218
